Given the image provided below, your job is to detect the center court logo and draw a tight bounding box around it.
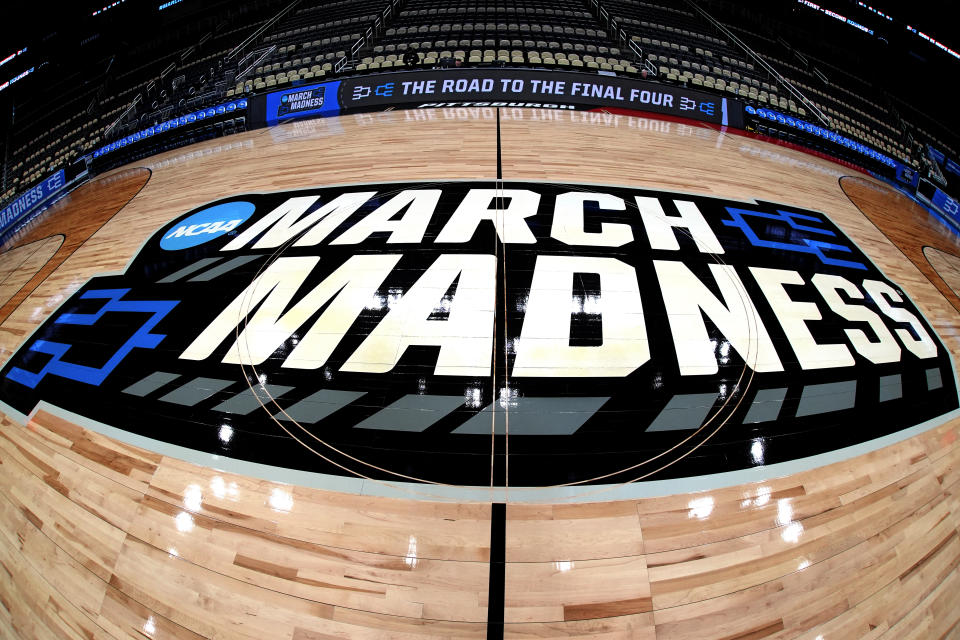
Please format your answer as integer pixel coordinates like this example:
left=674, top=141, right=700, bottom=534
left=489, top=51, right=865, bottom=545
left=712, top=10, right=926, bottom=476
left=1, top=180, right=956, bottom=487
left=160, top=201, right=255, bottom=250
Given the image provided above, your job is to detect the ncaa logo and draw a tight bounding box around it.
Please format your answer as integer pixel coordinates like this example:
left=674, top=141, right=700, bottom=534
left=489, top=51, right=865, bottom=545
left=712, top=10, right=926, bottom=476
left=160, top=201, right=255, bottom=250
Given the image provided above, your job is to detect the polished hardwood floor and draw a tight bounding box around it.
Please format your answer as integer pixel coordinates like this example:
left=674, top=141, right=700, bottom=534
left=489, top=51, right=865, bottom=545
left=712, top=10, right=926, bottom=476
left=0, top=108, right=958, bottom=639
left=925, top=247, right=960, bottom=301
left=0, top=168, right=150, bottom=328
left=840, top=175, right=960, bottom=315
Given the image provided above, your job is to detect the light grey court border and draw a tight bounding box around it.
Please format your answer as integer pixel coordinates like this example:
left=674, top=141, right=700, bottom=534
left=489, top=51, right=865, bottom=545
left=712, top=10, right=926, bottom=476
left=3, top=399, right=958, bottom=504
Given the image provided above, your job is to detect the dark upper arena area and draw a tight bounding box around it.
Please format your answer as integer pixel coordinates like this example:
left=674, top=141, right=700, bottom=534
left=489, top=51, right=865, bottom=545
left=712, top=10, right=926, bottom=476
left=1, top=0, right=959, bottom=209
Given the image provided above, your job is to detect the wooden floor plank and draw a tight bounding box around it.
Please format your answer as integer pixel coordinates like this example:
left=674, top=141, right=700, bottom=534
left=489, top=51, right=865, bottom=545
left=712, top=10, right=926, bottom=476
left=0, top=495, right=116, bottom=640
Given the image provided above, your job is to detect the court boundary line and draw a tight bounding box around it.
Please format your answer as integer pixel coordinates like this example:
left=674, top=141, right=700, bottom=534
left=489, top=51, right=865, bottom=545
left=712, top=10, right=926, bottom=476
left=4, top=399, right=956, bottom=503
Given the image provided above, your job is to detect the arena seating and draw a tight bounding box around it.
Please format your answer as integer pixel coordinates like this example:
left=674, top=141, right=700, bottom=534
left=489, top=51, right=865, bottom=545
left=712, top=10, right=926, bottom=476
left=724, top=24, right=915, bottom=165
left=602, top=1, right=918, bottom=167
left=2, top=0, right=957, bottom=210
left=354, top=0, right=634, bottom=73
left=232, top=0, right=385, bottom=93
left=2, top=0, right=279, bottom=205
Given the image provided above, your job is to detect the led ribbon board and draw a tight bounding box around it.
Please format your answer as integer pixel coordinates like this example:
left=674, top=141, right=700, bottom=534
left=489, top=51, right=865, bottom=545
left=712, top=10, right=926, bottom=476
left=255, top=69, right=742, bottom=128
left=337, top=69, right=733, bottom=126
left=1, top=181, right=955, bottom=487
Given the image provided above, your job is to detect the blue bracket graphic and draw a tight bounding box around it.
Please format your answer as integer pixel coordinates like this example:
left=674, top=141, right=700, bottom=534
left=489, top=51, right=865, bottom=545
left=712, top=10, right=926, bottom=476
left=721, top=207, right=866, bottom=270
left=6, top=289, right=179, bottom=389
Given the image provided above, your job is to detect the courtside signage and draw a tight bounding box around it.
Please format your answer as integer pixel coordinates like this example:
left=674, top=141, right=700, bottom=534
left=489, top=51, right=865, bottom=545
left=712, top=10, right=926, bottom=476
left=265, top=81, right=341, bottom=125
left=253, top=69, right=744, bottom=129
left=1, top=181, right=955, bottom=486
left=0, top=170, right=66, bottom=233
left=338, top=69, right=737, bottom=126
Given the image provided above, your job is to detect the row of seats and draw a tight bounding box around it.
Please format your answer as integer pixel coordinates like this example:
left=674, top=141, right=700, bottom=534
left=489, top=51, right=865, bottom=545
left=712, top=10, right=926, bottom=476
left=382, top=0, right=617, bottom=52
left=235, top=0, right=389, bottom=98
left=761, top=51, right=892, bottom=130
left=355, top=50, right=638, bottom=73
left=393, top=4, right=598, bottom=24
left=908, top=119, right=958, bottom=161
left=791, top=79, right=909, bottom=160
left=712, top=22, right=913, bottom=160
left=610, top=1, right=746, bottom=59
left=372, top=38, right=622, bottom=56
left=731, top=25, right=891, bottom=123
left=402, top=6, right=593, bottom=16
left=625, top=21, right=767, bottom=87
left=3, top=0, right=282, bottom=196
left=602, top=0, right=918, bottom=166
left=231, top=62, right=334, bottom=93
left=7, top=22, right=241, bottom=190
left=608, top=4, right=778, bottom=100
left=263, top=0, right=381, bottom=43
left=723, top=27, right=915, bottom=165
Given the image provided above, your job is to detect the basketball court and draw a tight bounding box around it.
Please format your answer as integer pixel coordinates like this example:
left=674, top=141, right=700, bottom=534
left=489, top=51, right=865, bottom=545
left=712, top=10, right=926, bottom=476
left=0, top=107, right=958, bottom=639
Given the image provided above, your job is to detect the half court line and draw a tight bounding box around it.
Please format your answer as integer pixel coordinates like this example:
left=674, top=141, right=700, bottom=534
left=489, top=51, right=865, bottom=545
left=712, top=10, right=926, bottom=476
left=487, top=106, right=507, bottom=640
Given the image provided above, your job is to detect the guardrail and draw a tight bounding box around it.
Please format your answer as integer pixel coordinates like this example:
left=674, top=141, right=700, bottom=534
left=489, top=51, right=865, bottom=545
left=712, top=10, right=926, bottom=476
left=237, top=45, right=276, bottom=82
left=683, top=0, right=831, bottom=129
left=226, top=0, right=302, bottom=63
left=343, top=0, right=404, bottom=73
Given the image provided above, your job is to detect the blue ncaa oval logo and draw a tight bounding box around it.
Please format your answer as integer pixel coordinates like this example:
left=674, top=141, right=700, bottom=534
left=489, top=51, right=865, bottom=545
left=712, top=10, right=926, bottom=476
left=160, top=201, right=256, bottom=250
